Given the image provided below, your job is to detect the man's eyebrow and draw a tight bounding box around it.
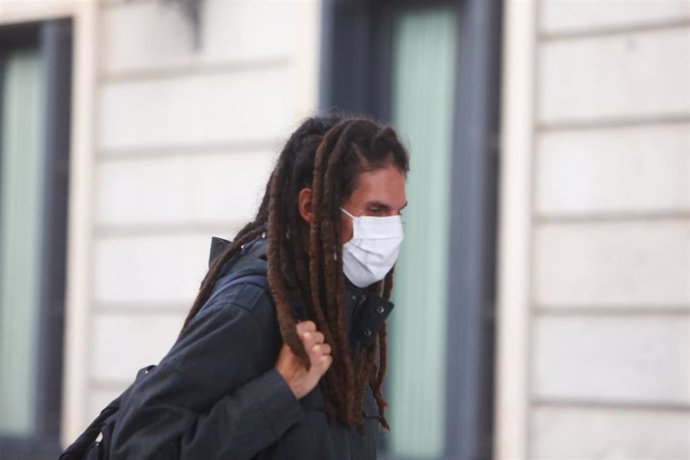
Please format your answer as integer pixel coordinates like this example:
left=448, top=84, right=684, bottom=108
left=365, top=200, right=408, bottom=210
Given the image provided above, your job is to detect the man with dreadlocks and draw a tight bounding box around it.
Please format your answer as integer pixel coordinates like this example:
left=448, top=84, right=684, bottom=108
left=109, top=115, right=409, bottom=459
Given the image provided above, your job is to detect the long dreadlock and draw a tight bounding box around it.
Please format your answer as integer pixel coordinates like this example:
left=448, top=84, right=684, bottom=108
left=181, top=114, right=410, bottom=429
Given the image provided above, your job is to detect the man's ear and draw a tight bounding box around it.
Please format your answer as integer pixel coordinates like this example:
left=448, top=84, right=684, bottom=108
left=298, top=187, right=313, bottom=223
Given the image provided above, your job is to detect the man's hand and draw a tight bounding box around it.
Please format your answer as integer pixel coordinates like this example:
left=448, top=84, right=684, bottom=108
left=275, top=321, right=332, bottom=399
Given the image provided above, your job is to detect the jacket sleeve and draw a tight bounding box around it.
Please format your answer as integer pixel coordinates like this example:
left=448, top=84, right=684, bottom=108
left=110, top=283, right=304, bottom=460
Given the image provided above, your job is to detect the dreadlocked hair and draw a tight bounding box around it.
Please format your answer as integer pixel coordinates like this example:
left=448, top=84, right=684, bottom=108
left=181, top=114, right=409, bottom=430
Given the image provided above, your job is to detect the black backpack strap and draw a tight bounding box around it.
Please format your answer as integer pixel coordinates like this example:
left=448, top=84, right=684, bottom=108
left=60, top=364, right=155, bottom=459
left=60, top=273, right=268, bottom=459
left=59, top=398, right=120, bottom=459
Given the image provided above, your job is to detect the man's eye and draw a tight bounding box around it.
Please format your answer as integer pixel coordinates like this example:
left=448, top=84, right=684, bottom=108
left=368, top=209, right=385, bottom=216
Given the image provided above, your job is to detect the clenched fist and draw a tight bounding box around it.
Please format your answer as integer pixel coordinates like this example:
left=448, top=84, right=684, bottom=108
left=274, top=321, right=332, bottom=399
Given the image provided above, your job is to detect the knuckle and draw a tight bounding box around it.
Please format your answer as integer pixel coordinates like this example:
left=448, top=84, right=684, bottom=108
left=296, top=321, right=315, bottom=334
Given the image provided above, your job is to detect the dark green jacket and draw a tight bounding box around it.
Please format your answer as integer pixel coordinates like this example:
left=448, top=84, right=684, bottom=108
left=109, top=235, right=393, bottom=459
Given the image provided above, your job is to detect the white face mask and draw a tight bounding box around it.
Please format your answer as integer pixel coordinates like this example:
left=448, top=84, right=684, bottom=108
left=340, top=207, right=404, bottom=288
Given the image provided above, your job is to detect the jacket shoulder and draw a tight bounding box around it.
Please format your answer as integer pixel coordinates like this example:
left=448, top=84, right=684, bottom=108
left=206, top=278, right=270, bottom=315
left=190, top=278, right=276, bottom=344
left=160, top=279, right=280, bottom=391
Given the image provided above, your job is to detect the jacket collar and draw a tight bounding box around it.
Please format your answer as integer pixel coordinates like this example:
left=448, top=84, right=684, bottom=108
left=208, top=235, right=393, bottom=346
left=209, top=235, right=267, bottom=267
left=209, top=236, right=231, bottom=267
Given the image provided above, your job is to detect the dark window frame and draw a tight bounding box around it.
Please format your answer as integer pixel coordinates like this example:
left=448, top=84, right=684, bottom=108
left=0, top=18, right=72, bottom=460
left=321, top=0, right=502, bottom=458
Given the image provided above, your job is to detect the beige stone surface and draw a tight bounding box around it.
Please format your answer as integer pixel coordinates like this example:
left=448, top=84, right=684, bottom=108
left=531, top=405, right=690, bottom=459
left=534, top=220, right=690, bottom=307
left=536, top=123, right=690, bottom=215
left=541, top=0, right=690, bottom=35
left=539, top=27, right=690, bottom=123
left=98, top=67, right=295, bottom=150
left=90, top=311, right=182, bottom=382
left=89, top=313, right=184, bottom=385
left=93, top=234, right=213, bottom=306
left=96, top=150, right=276, bottom=227
left=87, top=387, right=125, bottom=423
left=99, top=0, right=298, bottom=75
left=532, top=315, right=690, bottom=403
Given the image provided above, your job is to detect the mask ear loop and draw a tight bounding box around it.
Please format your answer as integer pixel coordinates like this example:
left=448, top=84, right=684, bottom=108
left=340, top=207, right=357, bottom=219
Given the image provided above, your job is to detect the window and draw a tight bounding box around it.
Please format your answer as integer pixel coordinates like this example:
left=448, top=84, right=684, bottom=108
left=387, top=6, right=457, bottom=457
left=0, top=19, right=72, bottom=459
left=322, top=1, right=502, bottom=458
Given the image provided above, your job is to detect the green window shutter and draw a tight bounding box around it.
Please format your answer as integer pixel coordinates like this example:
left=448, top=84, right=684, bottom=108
left=0, top=49, right=45, bottom=435
left=388, top=7, right=457, bottom=458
